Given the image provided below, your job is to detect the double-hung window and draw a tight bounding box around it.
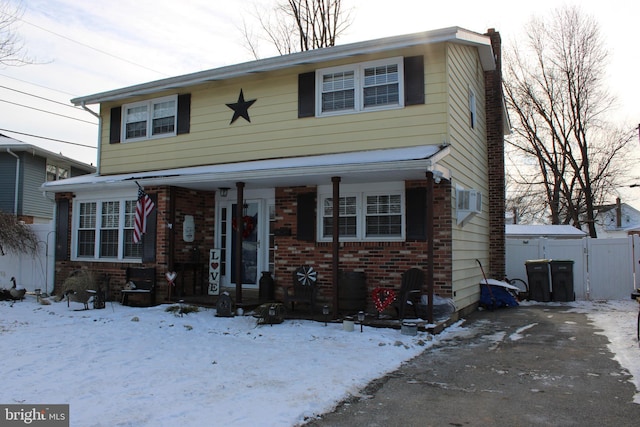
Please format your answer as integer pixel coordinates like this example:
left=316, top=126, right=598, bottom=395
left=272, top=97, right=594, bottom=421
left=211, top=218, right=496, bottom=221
left=122, top=95, right=177, bottom=142
left=74, top=197, right=142, bottom=260
left=317, top=57, right=404, bottom=116
left=318, top=183, right=404, bottom=241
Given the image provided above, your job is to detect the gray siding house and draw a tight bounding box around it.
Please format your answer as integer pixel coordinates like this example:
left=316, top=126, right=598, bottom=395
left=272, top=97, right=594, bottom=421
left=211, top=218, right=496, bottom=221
left=0, top=134, right=95, bottom=223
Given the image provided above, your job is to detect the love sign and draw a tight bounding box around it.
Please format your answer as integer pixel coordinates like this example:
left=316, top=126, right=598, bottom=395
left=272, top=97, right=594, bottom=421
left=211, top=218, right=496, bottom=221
left=208, top=249, right=221, bottom=295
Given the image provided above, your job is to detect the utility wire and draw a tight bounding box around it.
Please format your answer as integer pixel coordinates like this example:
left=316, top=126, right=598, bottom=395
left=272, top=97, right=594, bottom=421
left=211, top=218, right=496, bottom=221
left=0, top=73, right=78, bottom=97
left=0, top=84, right=84, bottom=111
left=18, top=17, right=170, bottom=77
left=0, top=99, right=97, bottom=125
left=0, top=128, right=96, bottom=149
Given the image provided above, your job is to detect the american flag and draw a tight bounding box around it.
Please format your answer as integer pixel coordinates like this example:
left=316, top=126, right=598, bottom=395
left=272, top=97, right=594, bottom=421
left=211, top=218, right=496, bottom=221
left=133, top=186, right=155, bottom=243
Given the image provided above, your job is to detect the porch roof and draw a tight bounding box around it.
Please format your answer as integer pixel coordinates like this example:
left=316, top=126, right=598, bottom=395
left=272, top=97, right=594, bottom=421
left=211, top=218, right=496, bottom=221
left=41, top=144, right=450, bottom=193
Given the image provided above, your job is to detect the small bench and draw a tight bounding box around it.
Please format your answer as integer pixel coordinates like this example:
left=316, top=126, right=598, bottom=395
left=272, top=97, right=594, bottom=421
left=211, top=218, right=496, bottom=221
left=122, top=267, right=156, bottom=307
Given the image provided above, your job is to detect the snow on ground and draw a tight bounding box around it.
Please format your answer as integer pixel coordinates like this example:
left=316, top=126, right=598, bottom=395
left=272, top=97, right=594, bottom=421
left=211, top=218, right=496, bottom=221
left=1, top=297, right=638, bottom=426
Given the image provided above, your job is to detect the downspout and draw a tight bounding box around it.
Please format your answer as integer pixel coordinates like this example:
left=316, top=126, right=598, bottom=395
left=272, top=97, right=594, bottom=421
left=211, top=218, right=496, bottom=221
left=80, top=102, right=102, bottom=173
left=6, top=148, right=20, bottom=215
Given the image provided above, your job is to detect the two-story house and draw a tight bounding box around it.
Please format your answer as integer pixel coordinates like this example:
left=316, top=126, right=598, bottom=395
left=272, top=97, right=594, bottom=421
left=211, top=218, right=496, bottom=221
left=43, top=26, right=507, bottom=317
left=1, top=134, right=95, bottom=223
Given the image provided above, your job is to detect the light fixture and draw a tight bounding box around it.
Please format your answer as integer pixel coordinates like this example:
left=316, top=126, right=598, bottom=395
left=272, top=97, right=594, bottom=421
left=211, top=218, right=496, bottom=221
left=219, top=187, right=229, bottom=197
left=323, top=305, right=330, bottom=326
left=268, top=305, right=276, bottom=326
left=358, top=311, right=365, bottom=333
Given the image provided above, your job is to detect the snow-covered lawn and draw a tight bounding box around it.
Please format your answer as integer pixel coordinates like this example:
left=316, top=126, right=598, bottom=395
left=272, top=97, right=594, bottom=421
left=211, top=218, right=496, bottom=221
left=1, top=297, right=638, bottom=426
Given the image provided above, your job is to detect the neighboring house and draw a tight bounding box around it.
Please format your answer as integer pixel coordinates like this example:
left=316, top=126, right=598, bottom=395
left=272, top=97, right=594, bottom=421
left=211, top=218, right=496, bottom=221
left=593, top=198, right=640, bottom=238
left=0, top=134, right=95, bottom=223
left=42, top=26, right=507, bottom=316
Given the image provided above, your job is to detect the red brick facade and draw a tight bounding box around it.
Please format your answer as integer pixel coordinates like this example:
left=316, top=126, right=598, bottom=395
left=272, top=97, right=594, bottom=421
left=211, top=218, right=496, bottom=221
left=54, top=178, right=454, bottom=311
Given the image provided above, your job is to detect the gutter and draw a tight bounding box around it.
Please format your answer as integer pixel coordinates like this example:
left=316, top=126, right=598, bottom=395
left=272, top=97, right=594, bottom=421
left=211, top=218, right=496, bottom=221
left=6, top=148, right=20, bottom=215
left=80, top=102, right=102, bottom=174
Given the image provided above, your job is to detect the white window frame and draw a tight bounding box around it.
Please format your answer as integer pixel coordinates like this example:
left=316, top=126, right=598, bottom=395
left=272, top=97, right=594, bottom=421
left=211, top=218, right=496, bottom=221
left=122, top=94, right=178, bottom=142
left=317, top=182, right=405, bottom=242
left=72, top=194, right=142, bottom=261
left=469, top=87, right=476, bottom=129
left=316, top=57, right=404, bottom=117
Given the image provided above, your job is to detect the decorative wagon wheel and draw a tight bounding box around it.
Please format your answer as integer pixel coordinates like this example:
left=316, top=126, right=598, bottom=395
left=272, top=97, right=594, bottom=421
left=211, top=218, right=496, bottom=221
left=295, top=266, right=317, bottom=287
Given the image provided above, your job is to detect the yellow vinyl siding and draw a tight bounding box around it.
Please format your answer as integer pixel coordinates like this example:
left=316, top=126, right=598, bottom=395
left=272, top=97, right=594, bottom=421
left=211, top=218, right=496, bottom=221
left=98, top=45, right=450, bottom=175
left=441, top=42, right=491, bottom=309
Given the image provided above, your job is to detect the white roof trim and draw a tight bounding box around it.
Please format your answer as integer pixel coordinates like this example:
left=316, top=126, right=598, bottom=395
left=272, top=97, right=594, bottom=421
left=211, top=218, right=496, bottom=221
left=41, top=144, right=449, bottom=193
left=72, top=27, right=494, bottom=105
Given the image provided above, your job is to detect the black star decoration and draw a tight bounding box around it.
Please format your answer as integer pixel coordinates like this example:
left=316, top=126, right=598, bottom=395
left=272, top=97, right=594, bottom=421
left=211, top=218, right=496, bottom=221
left=226, top=89, right=256, bottom=124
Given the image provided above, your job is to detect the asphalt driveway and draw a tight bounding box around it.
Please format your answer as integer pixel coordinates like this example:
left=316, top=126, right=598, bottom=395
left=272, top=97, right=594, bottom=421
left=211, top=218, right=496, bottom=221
left=305, top=304, right=640, bottom=426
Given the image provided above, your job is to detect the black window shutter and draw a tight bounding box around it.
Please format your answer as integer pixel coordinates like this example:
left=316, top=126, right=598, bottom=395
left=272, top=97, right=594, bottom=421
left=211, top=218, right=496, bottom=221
left=55, top=199, right=69, bottom=261
left=404, top=56, right=425, bottom=106
left=142, top=194, right=157, bottom=263
left=406, top=187, right=427, bottom=241
left=177, top=93, right=191, bottom=135
left=298, top=72, right=316, bottom=118
left=109, top=106, right=122, bottom=144
left=297, top=192, right=316, bottom=241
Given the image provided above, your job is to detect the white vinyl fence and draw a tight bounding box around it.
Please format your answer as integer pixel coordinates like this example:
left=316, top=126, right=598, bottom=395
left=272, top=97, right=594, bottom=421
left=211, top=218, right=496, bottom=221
left=0, top=223, right=55, bottom=294
left=506, top=235, right=640, bottom=301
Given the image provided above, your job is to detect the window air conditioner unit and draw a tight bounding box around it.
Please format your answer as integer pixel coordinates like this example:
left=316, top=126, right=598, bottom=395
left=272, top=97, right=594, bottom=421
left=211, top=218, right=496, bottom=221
left=457, top=188, right=482, bottom=226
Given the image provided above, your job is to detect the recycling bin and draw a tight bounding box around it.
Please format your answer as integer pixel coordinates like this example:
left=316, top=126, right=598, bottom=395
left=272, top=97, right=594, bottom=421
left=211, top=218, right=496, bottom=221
left=525, top=260, right=551, bottom=302
left=550, top=260, right=575, bottom=302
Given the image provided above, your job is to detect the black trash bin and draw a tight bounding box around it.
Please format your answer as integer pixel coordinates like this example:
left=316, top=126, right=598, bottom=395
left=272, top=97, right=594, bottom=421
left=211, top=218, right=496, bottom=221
left=550, top=260, right=575, bottom=302
left=525, top=260, right=551, bottom=302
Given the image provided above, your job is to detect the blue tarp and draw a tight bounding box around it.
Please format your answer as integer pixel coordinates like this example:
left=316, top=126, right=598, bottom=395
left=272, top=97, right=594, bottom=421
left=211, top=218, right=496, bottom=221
left=480, top=283, right=519, bottom=309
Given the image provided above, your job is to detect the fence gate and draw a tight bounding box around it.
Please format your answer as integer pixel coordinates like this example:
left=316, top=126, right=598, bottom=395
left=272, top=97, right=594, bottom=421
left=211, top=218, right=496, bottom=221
left=506, top=236, right=638, bottom=301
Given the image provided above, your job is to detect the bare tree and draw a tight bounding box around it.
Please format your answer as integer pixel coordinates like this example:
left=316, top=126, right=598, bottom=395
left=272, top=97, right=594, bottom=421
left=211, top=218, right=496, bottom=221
left=242, top=0, right=352, bottom=58
left=0, top=210, right=38, bottom=256
left=0, top=0, right=31, bottom=66
left=503, top=6, right=635, bottom=236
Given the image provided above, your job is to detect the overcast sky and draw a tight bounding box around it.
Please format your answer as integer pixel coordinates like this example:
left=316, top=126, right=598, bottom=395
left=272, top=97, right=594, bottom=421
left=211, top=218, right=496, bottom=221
left=1, top=0, right=639, bottom=202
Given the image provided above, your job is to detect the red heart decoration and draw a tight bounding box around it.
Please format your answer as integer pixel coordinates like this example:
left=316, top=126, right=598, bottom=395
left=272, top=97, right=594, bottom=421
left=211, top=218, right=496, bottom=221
left=372, top=287, right=396, bottom=313
left=210, top=262, right=219, bottom=270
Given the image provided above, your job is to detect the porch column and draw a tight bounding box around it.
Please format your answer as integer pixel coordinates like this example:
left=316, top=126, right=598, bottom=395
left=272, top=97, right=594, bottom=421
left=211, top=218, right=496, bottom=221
left=235, top=181, right=245, bottom=305
left=332, top=176, right=340, bottom=318
left=426, top=171, right=435, bottom=324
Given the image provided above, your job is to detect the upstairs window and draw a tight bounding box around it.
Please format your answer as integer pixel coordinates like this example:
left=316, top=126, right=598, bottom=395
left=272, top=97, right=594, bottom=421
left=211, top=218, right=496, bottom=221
left=122, top=95, right=177, bottom=142
left=316, top=57, right=404, bottom=116
left=46, top=164, right=69, bottom=181
left=469, top=88, right=476, bottom=129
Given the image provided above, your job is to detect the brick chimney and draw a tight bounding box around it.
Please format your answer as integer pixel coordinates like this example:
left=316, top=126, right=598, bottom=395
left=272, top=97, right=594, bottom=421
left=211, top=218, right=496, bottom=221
left=484, top=28, right=506, bottom=278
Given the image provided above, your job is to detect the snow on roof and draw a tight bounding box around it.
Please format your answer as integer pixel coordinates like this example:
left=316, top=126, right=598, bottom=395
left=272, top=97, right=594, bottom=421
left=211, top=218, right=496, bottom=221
left=506, top=224, right=587, bottom=238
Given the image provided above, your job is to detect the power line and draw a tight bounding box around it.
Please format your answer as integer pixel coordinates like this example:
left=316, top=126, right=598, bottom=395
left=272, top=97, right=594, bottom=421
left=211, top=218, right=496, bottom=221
left=0, top=84, right=84, bottom=111
left=0, top=73, right=78, bottom=97
left=0, top=99, right=97, bottom=125
left=18, top=17, right=170, bottom=77
left=0, top=128, right=96, bottom=149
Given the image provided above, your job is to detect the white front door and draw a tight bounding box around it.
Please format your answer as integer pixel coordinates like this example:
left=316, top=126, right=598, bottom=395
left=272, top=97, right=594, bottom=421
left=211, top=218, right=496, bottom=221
left=217, top=199, right=266, bottom=288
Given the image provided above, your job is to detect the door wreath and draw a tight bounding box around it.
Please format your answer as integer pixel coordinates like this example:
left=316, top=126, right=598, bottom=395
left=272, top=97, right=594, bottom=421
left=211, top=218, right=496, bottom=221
left=232, top=215, right=255, bottom=239
left=372, top=287, right=396, bottom=313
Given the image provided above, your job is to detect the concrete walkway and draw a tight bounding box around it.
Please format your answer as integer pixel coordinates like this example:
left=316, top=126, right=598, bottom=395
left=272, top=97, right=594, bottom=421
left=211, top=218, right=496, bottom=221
left=305, top=305, right=640, bottom=426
